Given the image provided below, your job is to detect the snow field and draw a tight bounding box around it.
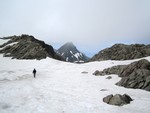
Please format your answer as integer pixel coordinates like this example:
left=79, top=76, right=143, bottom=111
left=0, top=38, right=150, bottom=113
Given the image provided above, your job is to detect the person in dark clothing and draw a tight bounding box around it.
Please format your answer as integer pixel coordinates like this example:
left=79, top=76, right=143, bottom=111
left=33, top=68, right=37, bottom=78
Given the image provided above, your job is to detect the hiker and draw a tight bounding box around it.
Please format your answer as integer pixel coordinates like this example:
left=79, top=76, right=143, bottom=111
left=33, top=68, right=37, bottom=78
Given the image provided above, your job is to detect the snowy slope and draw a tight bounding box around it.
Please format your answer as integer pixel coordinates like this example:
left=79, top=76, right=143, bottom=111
left=0, top=40, right=150, bottom=113
left=0, top=55, right=150, bottom=113
left=0, top=38, right=10, bottom=45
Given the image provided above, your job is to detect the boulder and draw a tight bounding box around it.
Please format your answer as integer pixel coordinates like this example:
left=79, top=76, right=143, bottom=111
left=103, top=94, right=133, bottom=106
left=106, top=76, right=112, bottom=79
left=122, top=94, right=133, bottom=104
left=109, top=94, right=126, bottom=106
left=93, top=70, right=100, bottom=76
left=103, top=94, right=113, bottom=104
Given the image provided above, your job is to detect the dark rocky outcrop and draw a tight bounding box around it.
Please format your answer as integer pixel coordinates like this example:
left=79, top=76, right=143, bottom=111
left=90, top=44, right=150, bottom=61
left=103, top=94, right=133, bottom=106
left=0, top=34, right=64, bottom=60
left=56, top=42, right=89, bottom=63
left=93, top=59, right=150, bottom=91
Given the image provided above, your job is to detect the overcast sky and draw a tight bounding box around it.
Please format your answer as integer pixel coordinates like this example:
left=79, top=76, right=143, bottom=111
left=0, top=0, right=150, bottom=57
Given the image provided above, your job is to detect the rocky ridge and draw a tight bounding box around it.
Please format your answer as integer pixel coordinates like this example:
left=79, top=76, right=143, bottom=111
left=93, top=59, right=150, bottom=91
left=0, top=34, right=64, bottom=60
left=90, top=44, right=150, bottom=61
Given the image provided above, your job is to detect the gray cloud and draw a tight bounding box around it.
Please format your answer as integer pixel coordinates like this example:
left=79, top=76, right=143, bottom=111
left=0, top=0, right=150, bottom=57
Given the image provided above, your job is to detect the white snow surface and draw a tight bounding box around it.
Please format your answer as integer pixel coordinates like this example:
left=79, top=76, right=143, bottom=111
left=70, top=51, right=82, bottom=61
left=61, top=53, right=64, bottom=56
left=0, top=55, right=150, bottom=113
left=0, top=42, right=18, bottom=50
left=66, top=57, right=69, bottom=62
left=74, top=53, right=81, bottom=59
left=0, top=39, right=10, bottom=45
left=0, top=39, right=18, bottom=50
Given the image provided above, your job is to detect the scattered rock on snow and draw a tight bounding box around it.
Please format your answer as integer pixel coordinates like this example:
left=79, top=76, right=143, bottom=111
left=103, top=94, right=133, bottom=106
left=106, top=76, right=112, bottom=79
left=93, top=70, right=100, bottom=76
left=93, top=70, right=105, bottom=76
left=81, top=71, right=88, bottom=74
left=103, top=94, right=113, bottom=104
left=100, top=89, right=108, bottom=91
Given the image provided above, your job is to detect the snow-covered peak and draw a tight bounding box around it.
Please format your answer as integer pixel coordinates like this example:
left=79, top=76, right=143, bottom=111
left=57, top=42, right=89, bottom=62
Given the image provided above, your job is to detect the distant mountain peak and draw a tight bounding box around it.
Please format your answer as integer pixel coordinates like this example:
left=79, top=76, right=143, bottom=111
left=59, top=42, right=76, bottom=51
left=65, top=42, right=74, bottom=46
left=57, top=42, right=89, bottom=63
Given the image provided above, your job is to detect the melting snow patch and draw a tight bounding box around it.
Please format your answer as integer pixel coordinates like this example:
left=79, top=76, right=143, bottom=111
left=74, top=53, right=80, bottom=59
left=7, top=42, right=18, bottom=46
left=0, top=39, right=10, bottom=45
left=66, top=57, right=69, bottom=61
left=0, top=42, right=18, bottom=50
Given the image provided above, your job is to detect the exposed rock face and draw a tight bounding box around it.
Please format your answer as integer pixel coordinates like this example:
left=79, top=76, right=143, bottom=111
left=57, top=42, right=89, bottom=63
left=0, top=35, right=64, bottom=60
left=90, top=44, right=150, bottom=61
left=93, top=59, right=150, bottom=91
left=103, top=94, right=133, bottom=106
